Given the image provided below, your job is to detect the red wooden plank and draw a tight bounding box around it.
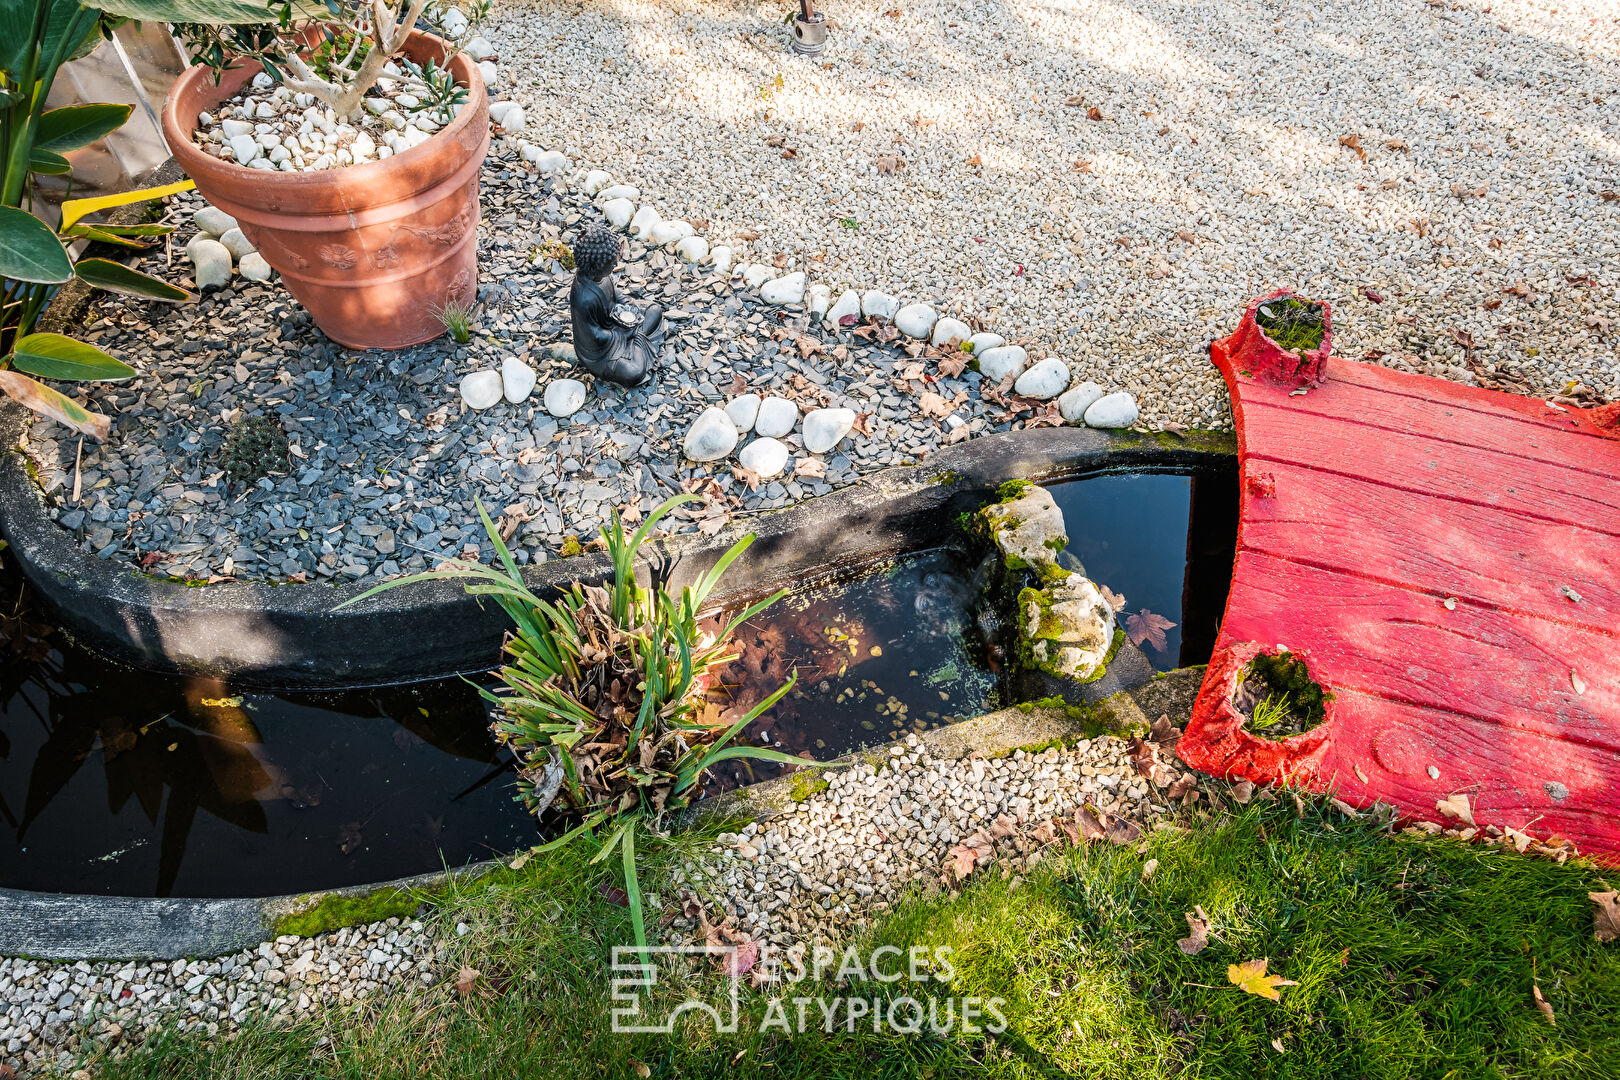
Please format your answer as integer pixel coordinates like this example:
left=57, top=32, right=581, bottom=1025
left=1315, top=690, right=1620, bottom=854
left=1242, top=373, right=1620, bottom=478
left=1239, top=461, right=1618, bottom=633
left=1322, top=356, right=1618, bottom=443
left=1221, top=552, right=1616, bottom=744
left=1236, top=404, right=1620, bottom=536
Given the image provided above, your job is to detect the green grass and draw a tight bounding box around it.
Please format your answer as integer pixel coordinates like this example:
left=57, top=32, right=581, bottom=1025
left=92, top=798, right=1620, bottom=1079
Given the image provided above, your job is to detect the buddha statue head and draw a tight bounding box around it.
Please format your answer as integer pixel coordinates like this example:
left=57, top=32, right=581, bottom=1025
left=571, top=225, right=622, bottom=283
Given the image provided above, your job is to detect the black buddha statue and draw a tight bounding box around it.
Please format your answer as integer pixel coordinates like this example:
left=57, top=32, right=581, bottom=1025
left=568, top=226, right=664, bottom=387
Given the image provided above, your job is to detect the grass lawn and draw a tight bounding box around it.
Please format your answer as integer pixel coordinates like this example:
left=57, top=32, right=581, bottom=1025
left=96, top=796, right=1619, bottom=1079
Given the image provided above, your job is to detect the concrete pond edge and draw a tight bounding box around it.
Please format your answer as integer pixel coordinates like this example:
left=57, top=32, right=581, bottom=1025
left=0, top=668, right=1206, bottom=962
left=0, top=412, right=1235, bottom=688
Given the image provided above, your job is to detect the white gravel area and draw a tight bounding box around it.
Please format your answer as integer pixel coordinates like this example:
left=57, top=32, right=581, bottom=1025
left=0, top=920, right=442, bottom=1076
left=487, top=0, right=1619, bottom=428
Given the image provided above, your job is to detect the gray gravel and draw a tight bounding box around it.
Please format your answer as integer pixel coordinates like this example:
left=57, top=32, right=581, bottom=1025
left=486, top=0, right=1619, bottom=427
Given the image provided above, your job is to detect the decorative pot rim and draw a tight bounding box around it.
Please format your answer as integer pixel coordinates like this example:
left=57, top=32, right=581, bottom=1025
left=161, top=29, right=487, bottom=193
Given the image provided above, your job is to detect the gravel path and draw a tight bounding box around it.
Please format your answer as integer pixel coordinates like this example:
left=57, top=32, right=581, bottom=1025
left=488, top=0, right=1619, bottom=426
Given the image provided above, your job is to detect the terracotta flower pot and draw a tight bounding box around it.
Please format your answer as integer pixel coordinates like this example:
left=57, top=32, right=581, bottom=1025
left=162, top=31, right=489, bottom=350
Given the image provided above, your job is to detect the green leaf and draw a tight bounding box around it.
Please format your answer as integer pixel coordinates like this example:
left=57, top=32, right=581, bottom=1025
left=29, top=148, right=71, bottom=175
left=0, top=0, right=98, bottom=83
left=74, top=221, right=175, bottom=238
left=10, top=333, right=136, bottom=381
left=0, top=206, right=72, bottom=284
left=61, top=224, right=151, bottom=248
left=74, top=258, right=194, bottom=302
left=93, top=0, right=324, bottom=23
left=35, top=103, right=133, bottom=153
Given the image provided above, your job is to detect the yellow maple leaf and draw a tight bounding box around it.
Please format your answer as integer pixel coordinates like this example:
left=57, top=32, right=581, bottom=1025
left=1227, top=959, right=1299, bottom=1001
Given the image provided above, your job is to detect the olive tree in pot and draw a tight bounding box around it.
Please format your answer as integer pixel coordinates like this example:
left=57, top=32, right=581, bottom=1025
left=162, top=1, right=493, bottom=350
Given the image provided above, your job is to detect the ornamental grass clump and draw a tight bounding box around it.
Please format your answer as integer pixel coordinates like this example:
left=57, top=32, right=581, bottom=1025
left=343, top=493, right=816, bottom=955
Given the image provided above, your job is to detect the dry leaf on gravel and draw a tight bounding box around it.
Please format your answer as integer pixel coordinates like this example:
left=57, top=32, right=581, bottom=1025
left=946, top=844, right=981, bottom=883
left=1227, top=959, right=1298, bottom=1001
left=1150, top=713, right=1182, bottom=747
left=1125, top=609, right=1177, bottom=651
left=1086, top=106, right=1105, bottom=121
left=1338, top=133, right=1366, bottom=161
left=937, top=352, right=969, bottom=377
left=1591, top=889, right=1620, bottom=943
left=1178, top=906, right=1211, bottom=955
left=794, top=456, right=826, bottom=479
left=875, top=155, right=905, bottom=174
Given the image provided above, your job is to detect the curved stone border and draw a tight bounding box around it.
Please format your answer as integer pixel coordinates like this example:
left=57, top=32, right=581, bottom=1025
left=1, top=409, right=1235, bottom=688
left=0, top=667, right=1206, bottom=963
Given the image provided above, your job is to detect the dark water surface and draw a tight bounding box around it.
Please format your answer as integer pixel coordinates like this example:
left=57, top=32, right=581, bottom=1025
left=0, top=466, right=1236, bottom=898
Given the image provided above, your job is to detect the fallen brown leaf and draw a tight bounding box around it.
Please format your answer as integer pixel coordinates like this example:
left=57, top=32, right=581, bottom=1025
left=1227, top=959, right=1298, bottom=1001
left=1178, top=906, right=1211, bottom=955
left=454, top=965, right=480, bottom=996
left=1591, top=889, right=1620, bottom=943
left=1125, top=609, right=1176, bottom=651
left=1087, top=106, right=1105, bottom=122
left=1339, top=133, right=1366, bottom=161
left=1533, top=981, right=1556, bottom=1026
left=875, top=155, right=905, bottom=174
left=1436, top=792, right=1475, bottom=826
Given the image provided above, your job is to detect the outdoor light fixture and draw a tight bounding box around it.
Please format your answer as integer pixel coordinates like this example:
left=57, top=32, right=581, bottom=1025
left=790, top=0, right=828, bottom=56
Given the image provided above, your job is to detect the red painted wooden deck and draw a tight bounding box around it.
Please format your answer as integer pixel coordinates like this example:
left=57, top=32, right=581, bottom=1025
left=1182, top=312, right=1620, bottom=862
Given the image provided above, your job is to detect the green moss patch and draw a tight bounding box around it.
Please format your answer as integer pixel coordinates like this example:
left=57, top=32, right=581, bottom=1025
left=1255, top=295, right=1326, bottom=353
left=788, top=773, right=830, bottom=803
left=1238, top=650, right=1333, bottom=737
left=273, top=888, right=424, bottom=939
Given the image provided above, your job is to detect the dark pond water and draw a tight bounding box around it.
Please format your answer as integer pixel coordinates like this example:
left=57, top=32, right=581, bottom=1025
left=0, top=466, right=1236, bottom=899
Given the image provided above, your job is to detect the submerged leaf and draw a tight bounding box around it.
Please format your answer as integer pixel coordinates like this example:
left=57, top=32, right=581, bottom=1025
left=1125, top=609, right=1176, bottom=651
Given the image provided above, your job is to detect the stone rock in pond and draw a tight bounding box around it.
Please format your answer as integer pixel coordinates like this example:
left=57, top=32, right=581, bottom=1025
left=976, top=345, right=1028, bottom=382
left=460, top=369, right=503, bottom=410
left=931, top=317, right=971, bottom=348
left=803, top=407, right=855, bottom=454
left=1083, top=392, right=1139, bottom=429
left=188, top=238, right=233, bottom=290
left=978, top=482, right=1067, bottom=570
left=754, top=396, right=799, bottom=438
left=708, top=245, right=734, bottom=274
left=601, top=198, right=634, bottom=229
left=1023, top=573, right=1118, bottom=683
left=193, top=206, right=237, bottom=238
left=725, top=394, right=761, bottom=433
left=824, top=288, right=861, bottom=329
left=761, top=272, right=806, bottom=306
left=674, top=236, right=709, bottom=264
left=894, top=302, right=938, bottom=340
left=628, top=204, right=661, bottom=238
left=544, top=378, right=587, bottom=417
left=583, top=169, right=613, bottom=195
left=522, top=145, right=568, bottom=174
left=1015, top=357, right=1070, bottom=400
left=739, top=437, right=789, bottom=479
left=861, top=290, right=899, bottom=320
left=684, top=407, right=739, bottom=462
left=502, top=356, right=538, bottom=403
left=238, top=252, right=273, bottom=282
left=807, top=283, right=831, bottom=319
left=1058, top=382, right=1106, bottom=424
left=648, top=219, right=694, bottom=246
left=966, top=331, right=1005, bottom=354
left=218, top=227, right=256, bottom=261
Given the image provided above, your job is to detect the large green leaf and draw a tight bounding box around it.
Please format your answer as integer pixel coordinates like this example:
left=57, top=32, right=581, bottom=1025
left=0, top=0, right=100, bottom=82
left=74, top=257, right=194, bottom=301
left=0, top=205, right=72, bottom=283
left=10, top=332, right=136, bottom=381
left=92, top=0, right=319, bottom=23
left=29, top=148, right=71, bottom=174
left=62, top=223, right=151, bottom=248
left=0, top=368, right=110, bottom=439
left=35, top=103, right=131, bottom=152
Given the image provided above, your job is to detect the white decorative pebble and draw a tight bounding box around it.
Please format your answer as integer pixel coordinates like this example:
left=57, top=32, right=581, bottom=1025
left=824, top=288, right=861, bottom=329
left=894, top=302, right=938, bottom=339
left=1083, top=392, right=1140, bottom=429
left=193, top=206, right=238, bottom=237
left=976, top=345, right=1029, bottom=382
left=753, top=396, right=799, bottom=438
left=741, top=263, right=774, bottom=289
left=582, top=169, right=613, bottom=195
left=1014, top=357, right=1071, bottom=400
left=187, top=238, right=232, bottom=289
left=807, top=283, right=831, bottom=318
left=760, top=272, right=806, bottom=306
left=523, top=145, right=568, bottom=174
left=464, top=36, right=495, bottom=61
left=628, top=204, right=661, bottom=238
left=931, top=317, right=972, bottom=348
left=966, top=332, right=1005, bottom=354
left=803, top=408, right=856, bottom=454
left=595, top=183, right=640, bottom=204
left=725, top=394, right=762, bottom=433
left=544, top=378, right=587, bottom=417
left=237, top=252, right=273, bottom=281
left=1058, top=382, right=1107, bottom=424
left=459, top=369, right=503, bottom=410
left=674, top=236, right=709, bottom=263
left=738, top=437, right=790, bottom=479
left=601, top=197, right=634, bottom=229
left=707, top=245, right=734, bottom=273
left=683, top=407, right=739, bottom=461
left=648, top=219, right=694, bottom=246
left=218, top=227, right=255, bottom=261
left=860, top=290, right=899, bottom=320
left=502, top=356, right=538, bottom=404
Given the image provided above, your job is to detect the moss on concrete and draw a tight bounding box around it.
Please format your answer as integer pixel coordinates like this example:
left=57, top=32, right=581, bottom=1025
left=789, top=773, right=830, bottom=802
left=272, top=888, right=423, bottom=938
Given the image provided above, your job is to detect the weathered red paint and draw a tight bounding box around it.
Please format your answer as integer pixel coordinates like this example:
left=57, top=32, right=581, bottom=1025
left=1180, top=295, right=1620, bottom=861
left=1217, top=288, right=1333, bottom=387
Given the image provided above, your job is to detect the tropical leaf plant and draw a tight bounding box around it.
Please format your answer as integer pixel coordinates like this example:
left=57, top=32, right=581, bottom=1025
left=0, top=0, right=217, bottom=437
left=342, top=494, right=825, bottom=958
